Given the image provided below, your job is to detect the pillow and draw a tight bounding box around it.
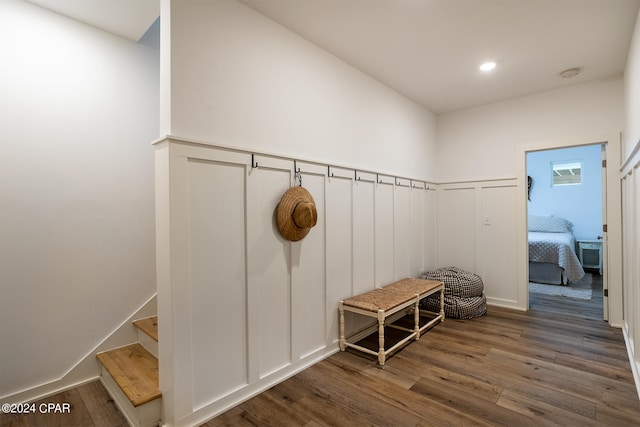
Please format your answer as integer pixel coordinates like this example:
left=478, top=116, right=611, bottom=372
left=528, top=215, right=572, bottom=233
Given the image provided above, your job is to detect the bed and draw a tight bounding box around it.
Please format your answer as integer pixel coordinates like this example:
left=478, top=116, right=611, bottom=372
left=528, top=215, right=585, bottom=285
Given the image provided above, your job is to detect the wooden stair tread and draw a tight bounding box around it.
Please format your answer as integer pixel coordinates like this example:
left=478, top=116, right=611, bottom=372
left=133, top=316, right=158, bottom=342
left=96, top=344, right=161, bottom=407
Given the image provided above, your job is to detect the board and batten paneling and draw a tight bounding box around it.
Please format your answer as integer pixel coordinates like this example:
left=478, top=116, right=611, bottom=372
left=154, top=137, right=438, bottom=426
left=410, top=182, right=426, bottom=275
left=352, top=178, right=375, bottom=296
left=436, top=180, right=521, bottom=310
left=622, top=172, right=632, bottom=355
left=394, top=180, right=412, bottom=279
left=629, top=170, right=638, bottom=362
left=187, top=158, right=248, bottom=409
left=247, top=162, right=293, bottom=379
left=291, top=167, right=327, bottom=361
left=325, top=173, right=354, bottom=337
left=423, top=188, right=437, bottom=270
left=621, top=157, right=640, bottom=396
left=480, top=184, right=519, bottom=305
left=634, top=166, right=640, bottom=373
left=633, top=167, right=640, bottom=366
left=374, top=179, right=395, bottom=287
left=437, top=187, right=477, bottom=272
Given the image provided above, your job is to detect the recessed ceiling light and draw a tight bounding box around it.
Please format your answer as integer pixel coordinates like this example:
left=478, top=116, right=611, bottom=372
left=479, top=61, right=496, bottom=72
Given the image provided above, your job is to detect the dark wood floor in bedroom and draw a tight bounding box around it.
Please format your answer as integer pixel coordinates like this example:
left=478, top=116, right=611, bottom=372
left=206, top=273, right=640, bottom=426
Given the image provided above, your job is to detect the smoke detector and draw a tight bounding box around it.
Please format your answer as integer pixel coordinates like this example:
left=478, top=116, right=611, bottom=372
left=559, top=68, right=581, bottom=78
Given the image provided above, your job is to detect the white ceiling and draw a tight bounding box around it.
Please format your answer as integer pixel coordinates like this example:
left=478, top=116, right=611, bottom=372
left=25, top=0, right=640, bottom=114
left=240, top=0, right=640, bottom=113
left=26, top=0, right=159, bottom=42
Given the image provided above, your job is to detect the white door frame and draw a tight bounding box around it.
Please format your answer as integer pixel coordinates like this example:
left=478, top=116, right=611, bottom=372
left=517, top=133, right=623, bottom=327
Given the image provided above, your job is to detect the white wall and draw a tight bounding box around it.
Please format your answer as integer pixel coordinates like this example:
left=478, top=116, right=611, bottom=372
left=625, top=9, right=640, bottom=158
left=435, top=78, right=624, bottom=311
left=159, top=1, right=438, bottom=425
left=437, top=78, right=623, bottom=183
left=527, top=145, right=603, bottom=240
left=0, top=0, right=159, bottom=400
left=166, top=0, right=437, bottom=181
left=621, top=7, right=640, bottom=400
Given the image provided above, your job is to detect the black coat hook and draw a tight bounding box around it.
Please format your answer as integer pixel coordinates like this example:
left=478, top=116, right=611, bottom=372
left=294, top=160, right=302, bottom=187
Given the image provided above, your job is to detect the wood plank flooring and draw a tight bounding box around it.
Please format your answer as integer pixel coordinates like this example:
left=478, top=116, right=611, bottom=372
left=205, top=274, right=640, bottom=426
left=0, top=380, right=128, bottom=427
left=3, top=274, right=638, bottom=426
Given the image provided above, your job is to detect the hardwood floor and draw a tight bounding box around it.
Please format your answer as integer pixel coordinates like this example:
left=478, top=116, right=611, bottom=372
left=0, top=380, right=128, bottom=427
left=3, top=274, right=638, bottom=426
left=206, top=274, right=640, bottom=426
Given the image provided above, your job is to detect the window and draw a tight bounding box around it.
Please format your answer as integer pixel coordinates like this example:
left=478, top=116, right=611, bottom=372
left=552, top=161, right=581, bottom=186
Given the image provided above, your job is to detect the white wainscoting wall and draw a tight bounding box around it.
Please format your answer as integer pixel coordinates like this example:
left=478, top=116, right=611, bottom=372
left=436, top=179, right=522, bottom=310
left=154, top=136, right=438, bottom=426
left=622, top=6, right=640, bottom=399
left=621, top=140, right=640, bottom=400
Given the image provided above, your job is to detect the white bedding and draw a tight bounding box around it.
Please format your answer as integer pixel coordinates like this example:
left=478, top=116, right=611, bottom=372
left=528, top=231, right=585, bottom=284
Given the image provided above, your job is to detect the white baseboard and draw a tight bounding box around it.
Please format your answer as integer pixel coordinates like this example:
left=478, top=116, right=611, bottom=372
left=486, top=297, right=525, bottom=311
left=622, top=324, right=640, bottom=401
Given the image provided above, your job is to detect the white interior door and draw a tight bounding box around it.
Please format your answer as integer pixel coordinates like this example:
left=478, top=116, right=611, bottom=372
left=601, top=143, right=609, bottom=321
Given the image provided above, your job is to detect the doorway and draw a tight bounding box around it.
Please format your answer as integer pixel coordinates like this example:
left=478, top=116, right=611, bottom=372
left=526, top=144, right=604, bottom=317
left=517, top=133, right=622, bottom=326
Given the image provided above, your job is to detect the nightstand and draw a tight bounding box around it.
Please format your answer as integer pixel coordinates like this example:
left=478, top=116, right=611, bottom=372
left=576, top=239, right=602, bottom=275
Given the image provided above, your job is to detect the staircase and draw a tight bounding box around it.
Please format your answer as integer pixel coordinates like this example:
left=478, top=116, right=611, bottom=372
left=97, top=316, right=161, bottom=427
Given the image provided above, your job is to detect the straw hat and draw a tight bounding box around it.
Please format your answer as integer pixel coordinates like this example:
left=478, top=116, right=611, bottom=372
left=277, top=186, right=318, bottom=241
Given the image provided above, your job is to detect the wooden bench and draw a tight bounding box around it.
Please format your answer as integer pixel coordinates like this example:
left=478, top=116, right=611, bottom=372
left=339, top=278, right=444, bottom=367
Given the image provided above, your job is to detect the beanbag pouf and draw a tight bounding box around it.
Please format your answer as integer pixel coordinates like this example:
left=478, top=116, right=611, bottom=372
left=420, top=266, right=486, bottom=319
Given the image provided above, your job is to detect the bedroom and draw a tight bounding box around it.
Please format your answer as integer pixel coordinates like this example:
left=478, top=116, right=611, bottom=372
left=2, top=1, right=640, bottom=426
left=526, top=144, right=605, bottom=310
